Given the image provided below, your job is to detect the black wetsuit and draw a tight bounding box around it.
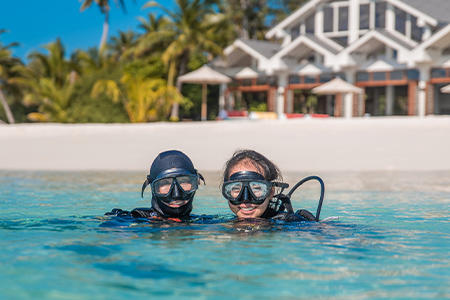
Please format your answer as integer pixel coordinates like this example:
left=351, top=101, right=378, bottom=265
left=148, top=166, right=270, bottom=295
left=105, top=207, right=161, bottom=218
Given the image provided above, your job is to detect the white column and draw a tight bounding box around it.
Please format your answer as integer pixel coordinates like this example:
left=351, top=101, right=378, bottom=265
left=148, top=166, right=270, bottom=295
left=277, top=73, right=289, bottom=117
left=418, top=65, right=430, bottom=117
left=219, top=83, right=226, bottom=112
left=315, top=4, right=324, bottom=36
left=369, top=0, right=376, bottom=29
left=406, top=14, right=412, bottom=39
left=348, top=0, right=360, bottom=44
left=344, top=70, right=356, bottom=118
left=386, top=85, right=394, bottom=115
left=386, top=3, right=395, bottom=33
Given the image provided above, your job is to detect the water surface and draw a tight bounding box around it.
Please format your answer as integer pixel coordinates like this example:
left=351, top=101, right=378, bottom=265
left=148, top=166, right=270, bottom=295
left=1, top=171, right=449, bottom=299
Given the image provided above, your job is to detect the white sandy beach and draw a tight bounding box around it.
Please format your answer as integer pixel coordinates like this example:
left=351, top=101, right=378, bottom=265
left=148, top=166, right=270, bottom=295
left=1, top=116, right=449, bottom=173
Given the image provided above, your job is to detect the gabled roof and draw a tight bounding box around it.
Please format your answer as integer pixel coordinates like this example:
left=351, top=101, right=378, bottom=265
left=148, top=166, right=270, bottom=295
left=398, top=0, right=450, bottom=24
left=375, top=29, right=414, bottom=50
left=295, top=63, right=332, bottom=75
left=361, top=59, right=407, bottom=72
left=273, top=34, right=339, bottom=60
left=305, top=34, right=341, bottom=54
left=235, top=67, right=259, bottom=79
left=266, top=0, right=321, bottom=39
left=344, top=29, right=413, bottom=56
left=237, top=39, right=281, bottom=59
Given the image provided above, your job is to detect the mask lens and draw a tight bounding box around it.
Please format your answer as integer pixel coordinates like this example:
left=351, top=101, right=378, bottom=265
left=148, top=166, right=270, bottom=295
left=249, top=181, right=269, bottom=198
left=153, top=178, right=174, bottom=196
left=224, top=182, right=243, bottom=200
left=176, top=175, right=198, bottom=193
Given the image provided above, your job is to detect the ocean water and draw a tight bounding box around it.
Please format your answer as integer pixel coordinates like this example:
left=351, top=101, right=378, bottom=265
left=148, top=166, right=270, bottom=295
left=1, top=170, right=450, bottom=300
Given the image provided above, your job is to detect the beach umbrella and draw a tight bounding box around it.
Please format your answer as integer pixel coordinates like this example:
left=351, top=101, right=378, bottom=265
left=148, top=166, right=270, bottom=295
left=312, top=77, right=363, bottom=118
left=312, top=77, right=363, bottom=95
left=178, top=65, right=232, bottom=121
left=440, top=84, right=450, bottom=93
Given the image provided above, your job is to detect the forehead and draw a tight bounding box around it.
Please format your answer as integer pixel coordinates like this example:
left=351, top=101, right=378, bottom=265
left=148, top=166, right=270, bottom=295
left=229, top=160, right=263, bottom=178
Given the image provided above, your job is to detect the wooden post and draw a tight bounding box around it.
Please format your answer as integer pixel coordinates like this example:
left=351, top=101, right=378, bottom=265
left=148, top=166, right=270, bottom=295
left=201, top=82, right=207, bottom=121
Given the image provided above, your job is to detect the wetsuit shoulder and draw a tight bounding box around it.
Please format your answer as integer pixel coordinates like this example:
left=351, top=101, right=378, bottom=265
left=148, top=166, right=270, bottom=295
left=104, top=207, right=162, bottom=218
left=130, top=207, right=162, bottom=218
left=271, top=211, right=316, bottom=222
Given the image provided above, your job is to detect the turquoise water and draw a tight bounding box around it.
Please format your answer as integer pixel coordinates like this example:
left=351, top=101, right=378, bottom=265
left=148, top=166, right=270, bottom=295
left=1, top=171, right=450, bottom=299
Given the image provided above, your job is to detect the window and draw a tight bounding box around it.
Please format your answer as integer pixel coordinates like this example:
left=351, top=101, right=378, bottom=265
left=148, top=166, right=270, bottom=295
left=410, top=15, right=423, bottom=42
left=357, top=72, right=370, bottom=82
left=360, top=4, right=370, bottom=30
left=324, top=6, right=334, bottom=32
left=395, top=7, right=406, bottom=35
left=305, top=14, right=315, bottom=34
left=373, top=72, right=386, bottom=81
left=289, top=76, right=300, bottom=85
left=375, top=2, right=386, bottom=29
left=292, top=27, right=300, bottom=39
left=338, top=7, right=349, bottom=31
left=431, top=68, right=447, bottom=78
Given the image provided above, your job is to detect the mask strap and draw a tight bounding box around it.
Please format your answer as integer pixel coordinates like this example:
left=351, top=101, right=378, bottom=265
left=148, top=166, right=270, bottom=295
left=197, top=170, right=206, bottom=185
left=141, top=176, right=151, bottom=198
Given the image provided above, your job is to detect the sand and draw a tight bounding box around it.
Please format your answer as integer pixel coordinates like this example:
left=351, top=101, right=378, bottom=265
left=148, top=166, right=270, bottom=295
left=1, top=116, right=450, bottom=173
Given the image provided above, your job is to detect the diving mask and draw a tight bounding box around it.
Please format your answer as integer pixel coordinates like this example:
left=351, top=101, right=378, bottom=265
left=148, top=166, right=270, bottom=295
left=222, top=171, right=288, bottom=205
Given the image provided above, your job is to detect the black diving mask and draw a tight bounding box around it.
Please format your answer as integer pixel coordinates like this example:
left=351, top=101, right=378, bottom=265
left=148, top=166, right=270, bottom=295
left=152, top=174, right=199, bottom=197
left=222, top=171, right=289, bottom=205
left=141, top=167, right=204, bottom=202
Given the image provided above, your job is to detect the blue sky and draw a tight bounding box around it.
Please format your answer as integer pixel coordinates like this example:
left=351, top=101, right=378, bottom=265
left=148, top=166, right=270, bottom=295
left=1, top=0, right=173, bottom=62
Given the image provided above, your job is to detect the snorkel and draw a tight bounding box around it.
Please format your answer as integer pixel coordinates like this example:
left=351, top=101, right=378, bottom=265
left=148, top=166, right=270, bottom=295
left=141, top=150, right=204, bottom=218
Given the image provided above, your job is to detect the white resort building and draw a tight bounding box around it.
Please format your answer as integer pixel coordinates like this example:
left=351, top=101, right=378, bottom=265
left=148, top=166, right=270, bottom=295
left=213, top=0, right=450, bottom=117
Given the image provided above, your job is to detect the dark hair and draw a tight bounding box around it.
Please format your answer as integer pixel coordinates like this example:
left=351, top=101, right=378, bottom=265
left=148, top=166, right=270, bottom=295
left=222, top=149, right=283, bottom=183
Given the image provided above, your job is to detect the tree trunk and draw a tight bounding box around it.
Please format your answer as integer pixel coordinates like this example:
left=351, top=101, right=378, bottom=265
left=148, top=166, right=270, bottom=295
left=240, top=0, right=249, bottom=39
left=170, top=51, right=189, bottom=121
left=99, top=6, right=110, bottom=51
left=0, top=89, right=15, bottom=124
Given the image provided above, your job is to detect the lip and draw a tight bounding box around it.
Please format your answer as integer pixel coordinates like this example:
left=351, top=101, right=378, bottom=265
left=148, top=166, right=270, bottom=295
left=167, top=200, right=188, bottom=207
left=239, top=205, right=257, bottom=215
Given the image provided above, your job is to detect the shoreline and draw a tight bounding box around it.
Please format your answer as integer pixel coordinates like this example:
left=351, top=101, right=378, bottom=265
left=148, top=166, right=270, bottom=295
left=1, top=115, right=450, bottom=172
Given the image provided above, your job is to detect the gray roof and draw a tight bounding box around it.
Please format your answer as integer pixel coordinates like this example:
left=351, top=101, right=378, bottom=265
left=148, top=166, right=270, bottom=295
left=305, top=34, right=340, bottom=54
left=375, top=29, right=414, bottom=50
left=402, top=0, right=450, bottom=24
left=237, top=39, right=282, bottom=58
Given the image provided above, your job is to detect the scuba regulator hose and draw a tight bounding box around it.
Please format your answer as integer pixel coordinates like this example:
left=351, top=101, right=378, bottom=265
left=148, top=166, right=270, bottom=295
left=286, top=176, right=325, bottom=222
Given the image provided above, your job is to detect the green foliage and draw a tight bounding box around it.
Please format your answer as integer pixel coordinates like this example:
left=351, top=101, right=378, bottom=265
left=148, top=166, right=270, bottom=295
left=249, top=101, right=267, bottom=112
left=68, top=67, right=129, bottom=123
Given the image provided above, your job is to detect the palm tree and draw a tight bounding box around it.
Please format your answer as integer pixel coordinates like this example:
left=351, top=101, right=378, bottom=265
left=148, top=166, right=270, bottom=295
left=132, top=13, right=171, bottom=58
left=142, top=0, right=227, bottom=120
left=0, top=29, right=20, bottom=124
left=108, top=29, right=138, bottom=61
left=79, top=0, right=132, bottom=51
left=12, top=39, right=81, bottom=122
left=91, top=73, right=184, bottom=122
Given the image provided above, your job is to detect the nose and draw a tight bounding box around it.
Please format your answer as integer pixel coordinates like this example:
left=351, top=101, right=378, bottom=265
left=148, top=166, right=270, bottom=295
left=241, top=187, right=250, bottom=202
left=171, top=183, right=181, bottom=198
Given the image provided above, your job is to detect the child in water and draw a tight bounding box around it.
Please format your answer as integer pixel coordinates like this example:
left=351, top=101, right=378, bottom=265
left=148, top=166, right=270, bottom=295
left=106, top=150, right=204, bottom=221
left=221, top=149, right=316, bottom=222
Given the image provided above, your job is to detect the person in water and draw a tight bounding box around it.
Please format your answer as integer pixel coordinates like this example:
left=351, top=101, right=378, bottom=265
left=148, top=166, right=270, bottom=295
left=106, top=150, right=204, bottom=221
left=221, top=149, right=315, bottom=222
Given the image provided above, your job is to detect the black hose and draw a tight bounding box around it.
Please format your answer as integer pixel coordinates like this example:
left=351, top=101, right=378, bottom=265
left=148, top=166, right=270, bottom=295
left=287, top=176, right=325, bottom=222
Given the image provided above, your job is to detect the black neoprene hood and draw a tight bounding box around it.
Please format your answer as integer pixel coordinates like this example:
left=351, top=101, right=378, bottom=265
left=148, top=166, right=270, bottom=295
left=148, top=150, right=196, bottom=182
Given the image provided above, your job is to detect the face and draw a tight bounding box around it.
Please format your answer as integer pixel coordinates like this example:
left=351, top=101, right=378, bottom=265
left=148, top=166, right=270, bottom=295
left=226, top=161, right=274, bottom=219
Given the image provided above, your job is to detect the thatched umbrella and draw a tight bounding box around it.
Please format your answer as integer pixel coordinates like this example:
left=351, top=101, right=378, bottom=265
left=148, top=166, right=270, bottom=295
left=178, top=65, right=231, bottom=121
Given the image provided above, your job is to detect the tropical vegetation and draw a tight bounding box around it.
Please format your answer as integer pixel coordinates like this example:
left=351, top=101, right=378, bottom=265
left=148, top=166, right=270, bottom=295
left=0, top=0, right=308, bottom=124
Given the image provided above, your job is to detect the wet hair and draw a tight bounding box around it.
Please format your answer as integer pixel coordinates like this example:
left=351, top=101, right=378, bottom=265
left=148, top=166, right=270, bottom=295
left=222, top=149, right=283, bottom=183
